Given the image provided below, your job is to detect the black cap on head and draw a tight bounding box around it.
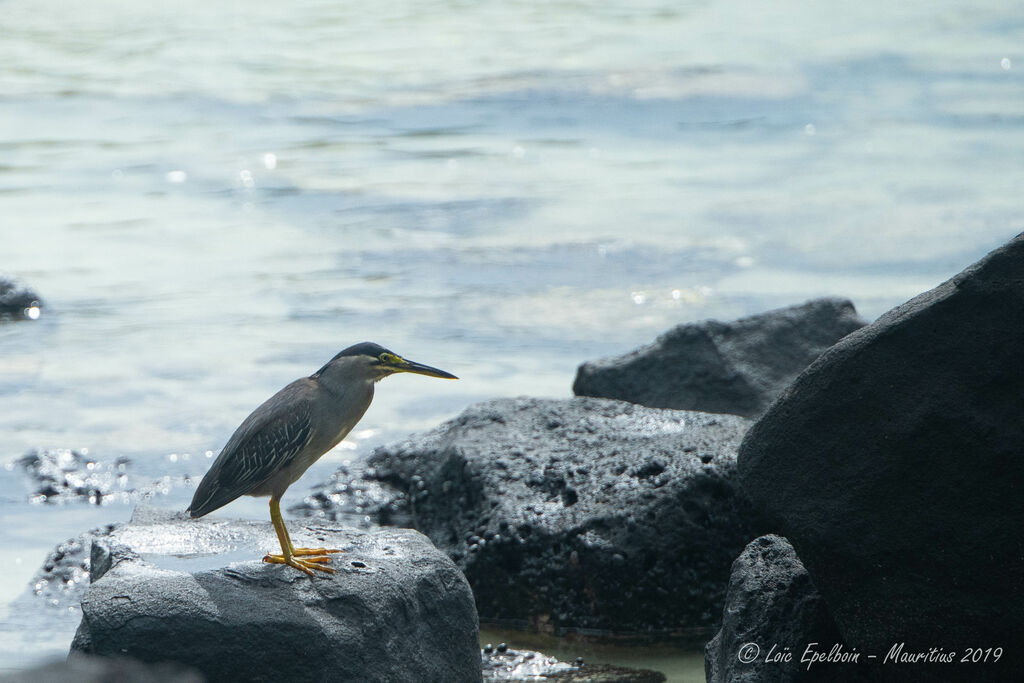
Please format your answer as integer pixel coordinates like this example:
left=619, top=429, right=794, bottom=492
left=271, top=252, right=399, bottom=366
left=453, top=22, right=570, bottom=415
left=311, top=342, right=391, bottom=379
left=330, top=342, right=391, bottom=362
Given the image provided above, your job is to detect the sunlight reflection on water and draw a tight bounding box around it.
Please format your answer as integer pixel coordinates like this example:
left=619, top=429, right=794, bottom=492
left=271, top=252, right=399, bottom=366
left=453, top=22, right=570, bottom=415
left=1, top=0, right=1022, bottom=678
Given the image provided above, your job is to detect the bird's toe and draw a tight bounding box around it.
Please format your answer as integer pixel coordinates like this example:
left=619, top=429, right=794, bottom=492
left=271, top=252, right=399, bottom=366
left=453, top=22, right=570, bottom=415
left=263, top=552, right=336, bottom=576
left=292, top=546, right=343, bottom=556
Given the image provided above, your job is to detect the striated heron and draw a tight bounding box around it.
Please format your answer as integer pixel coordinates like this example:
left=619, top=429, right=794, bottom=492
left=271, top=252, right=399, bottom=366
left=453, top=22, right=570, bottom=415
left=187, top=342, right=457, bottom=576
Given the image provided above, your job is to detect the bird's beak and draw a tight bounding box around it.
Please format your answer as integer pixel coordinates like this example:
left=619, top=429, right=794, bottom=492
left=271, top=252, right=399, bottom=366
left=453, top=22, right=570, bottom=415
left=386, top=355, right=458, bottom=380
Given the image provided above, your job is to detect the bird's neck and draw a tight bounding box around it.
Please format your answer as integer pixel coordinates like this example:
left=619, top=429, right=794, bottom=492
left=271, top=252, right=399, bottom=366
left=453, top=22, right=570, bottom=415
left=315, top=368, right=376, bottom=401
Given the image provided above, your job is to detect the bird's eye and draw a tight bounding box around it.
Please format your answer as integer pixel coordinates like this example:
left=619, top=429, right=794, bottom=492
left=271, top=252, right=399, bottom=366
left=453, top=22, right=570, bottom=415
left=379, top=352, right=398, bottom=364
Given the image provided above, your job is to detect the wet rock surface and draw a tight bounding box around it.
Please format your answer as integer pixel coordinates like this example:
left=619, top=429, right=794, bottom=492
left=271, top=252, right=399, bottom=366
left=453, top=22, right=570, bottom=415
left=482, top=646, right=665, bottom=682
left=70, top=507, right=481, bottom=683
left=0, top=276, right=42, bottom=320
left=0, top=655, right=204, bottom=683
left=705, top=535, right=849, bottom=683
left=306, top=397, right=756, bottom=636
left=573, top=298, right=865, bottom=418
left=739, top=234, right=1024, bottom=679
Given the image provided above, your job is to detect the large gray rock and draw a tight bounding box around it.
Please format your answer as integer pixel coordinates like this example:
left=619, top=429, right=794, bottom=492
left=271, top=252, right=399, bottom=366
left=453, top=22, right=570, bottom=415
left=705, top=536, right=850, bottom=683
left=70, top=507, right=481, bottom=683
left=303, top=397, right=756, bottom=637
left=739, top=234, right=1024, bottom=679
left=573, top=298, right=866, bottom=418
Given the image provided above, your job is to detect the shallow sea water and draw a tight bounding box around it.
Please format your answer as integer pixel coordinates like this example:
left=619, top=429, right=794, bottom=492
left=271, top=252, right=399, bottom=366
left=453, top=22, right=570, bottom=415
left=1, top=1, right=1021, bottom=679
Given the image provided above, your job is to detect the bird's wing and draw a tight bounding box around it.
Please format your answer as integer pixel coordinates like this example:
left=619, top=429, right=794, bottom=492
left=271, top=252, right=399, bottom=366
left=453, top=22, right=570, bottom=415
left=188, top=382, right=315, bottom=517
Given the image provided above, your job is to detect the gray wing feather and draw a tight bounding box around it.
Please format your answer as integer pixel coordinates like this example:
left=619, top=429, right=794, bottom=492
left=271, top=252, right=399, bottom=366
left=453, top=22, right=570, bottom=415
left=188, top=386, right=314, bottom=517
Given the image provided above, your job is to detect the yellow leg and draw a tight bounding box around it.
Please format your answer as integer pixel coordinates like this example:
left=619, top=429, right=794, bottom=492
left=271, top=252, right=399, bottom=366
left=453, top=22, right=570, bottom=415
left=280, top=501, right=343, bottom=557
left=262, top=497, right=338, bottom=576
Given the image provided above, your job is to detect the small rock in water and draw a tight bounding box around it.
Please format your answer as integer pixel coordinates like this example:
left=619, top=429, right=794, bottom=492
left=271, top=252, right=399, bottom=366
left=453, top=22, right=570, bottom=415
left=704, top=535, right=844, bottom=683
left=14, top=450, right=134, bottom=505
left=0, top=276, right=44, bottom=321
left=12, top=449, right=194, bottom=506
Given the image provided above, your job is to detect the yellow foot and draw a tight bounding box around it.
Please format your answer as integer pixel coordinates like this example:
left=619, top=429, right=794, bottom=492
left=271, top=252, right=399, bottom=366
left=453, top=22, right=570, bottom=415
left=292, top=547, right=343, bottom=557
left=263, top=553, right=336, bottom=576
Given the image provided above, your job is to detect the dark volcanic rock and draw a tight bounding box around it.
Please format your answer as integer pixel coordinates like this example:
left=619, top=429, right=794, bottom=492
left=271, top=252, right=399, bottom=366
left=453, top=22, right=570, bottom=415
left=345, top=397, right=754, bottom=636
left=739, top=234, right=1024, bottom=678
left=573, top=298, right=865, bottom=418
left=705, top=535, right=849, bottom=683
left=0, top=276, right=42, bottom=320
left=482, top=647, right=665, bottom=682
left=0, top=655, right=203, bottom=683
left=70, top=507, right=481, bottom=683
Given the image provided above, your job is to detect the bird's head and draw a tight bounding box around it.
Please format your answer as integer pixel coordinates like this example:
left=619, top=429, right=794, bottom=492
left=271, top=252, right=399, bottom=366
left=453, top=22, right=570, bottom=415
left=314, top=342, right=458, bottom=386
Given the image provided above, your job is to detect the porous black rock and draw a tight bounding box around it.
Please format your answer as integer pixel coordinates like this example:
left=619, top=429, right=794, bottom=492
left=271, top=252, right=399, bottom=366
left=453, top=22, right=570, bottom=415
left=342, top=397, right=755, bottom=636
left=573, top=298, right=865, bottom=418
left=739, top=234, right=1024, bottom=678
left=705, top=535, right=850, bottom=683
left=70, top=507, right=481, bottom=683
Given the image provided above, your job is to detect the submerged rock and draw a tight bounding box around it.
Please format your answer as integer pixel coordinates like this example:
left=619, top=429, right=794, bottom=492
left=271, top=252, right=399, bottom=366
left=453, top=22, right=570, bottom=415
left=317, top=397, right=755, bottom=636
left=739, top=234, right=1024, bottom=678
left=573, top=298, right=865, bottom=418
left=11, top=449, right=196, bottom=507
left=70, top=507, right=481, bottom=683
left=13, top=449, right=133, bottom=505
left=0, top=276, right=43, bottom=320
left=482, top=646, right=665, bottom=682
left=705, top=535, right=849, bottom=683
left=28, top=525, right=115, bottom=607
